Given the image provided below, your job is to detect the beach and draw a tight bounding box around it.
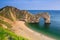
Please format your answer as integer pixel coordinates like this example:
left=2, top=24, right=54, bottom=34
left=11, top=21, right=55, bottom=40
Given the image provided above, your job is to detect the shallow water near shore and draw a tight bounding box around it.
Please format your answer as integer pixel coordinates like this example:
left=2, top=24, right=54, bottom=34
left=27, top=10, right=60, bottom=40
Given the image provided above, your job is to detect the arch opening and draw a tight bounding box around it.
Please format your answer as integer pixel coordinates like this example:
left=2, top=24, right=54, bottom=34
left=39, top=17, right=45, bottom=25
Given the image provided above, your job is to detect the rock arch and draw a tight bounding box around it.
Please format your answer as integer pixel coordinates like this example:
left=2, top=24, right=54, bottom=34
left=18, top=10, right=50, bottom=24
left=25, top=12, right=50, bottom=24
left=35, top=12, right=50, bottom=24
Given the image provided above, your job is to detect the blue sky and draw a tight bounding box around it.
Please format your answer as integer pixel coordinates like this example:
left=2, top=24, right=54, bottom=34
left=0, top=0, right=60, bottom=10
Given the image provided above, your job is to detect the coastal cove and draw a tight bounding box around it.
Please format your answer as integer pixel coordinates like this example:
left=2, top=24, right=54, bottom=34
left=0, top=0, right=60, bottom=40
left=27, top=10, right=60, bottom=40
left=0, top=6, right=60, bottom=40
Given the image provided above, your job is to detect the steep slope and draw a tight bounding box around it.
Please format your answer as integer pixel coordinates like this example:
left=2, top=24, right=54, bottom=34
left=0, top=6, right=19, bottom=21
left=0, top=6, right=29, bottom=40
left=0, top=6, right=35, bottom=23
left=0, top=6, right=32, bottom=21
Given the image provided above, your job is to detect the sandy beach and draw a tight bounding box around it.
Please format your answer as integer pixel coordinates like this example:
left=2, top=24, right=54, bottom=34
left=11, top=21, right=55, bottom=40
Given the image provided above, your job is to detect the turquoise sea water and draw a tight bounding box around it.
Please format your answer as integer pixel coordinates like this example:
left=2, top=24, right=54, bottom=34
left=27, top=10, right=60, bottom=40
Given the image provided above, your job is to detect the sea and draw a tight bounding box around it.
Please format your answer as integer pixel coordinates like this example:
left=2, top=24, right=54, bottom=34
left=27, top=10, right=60, bottom=40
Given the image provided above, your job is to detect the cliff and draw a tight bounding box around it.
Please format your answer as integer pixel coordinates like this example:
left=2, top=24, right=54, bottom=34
left=0, top=6, right=50, bottom=24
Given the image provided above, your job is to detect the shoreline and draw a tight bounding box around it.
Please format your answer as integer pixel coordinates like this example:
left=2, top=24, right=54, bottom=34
left=11, top=21, right=55, bottom=40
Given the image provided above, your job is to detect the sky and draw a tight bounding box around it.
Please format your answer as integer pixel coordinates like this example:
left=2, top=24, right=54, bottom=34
left=0, top=0, right=60, bottom=10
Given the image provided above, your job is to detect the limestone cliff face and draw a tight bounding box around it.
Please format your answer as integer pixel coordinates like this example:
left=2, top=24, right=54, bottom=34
left=0, top=6, right=50, bottom=23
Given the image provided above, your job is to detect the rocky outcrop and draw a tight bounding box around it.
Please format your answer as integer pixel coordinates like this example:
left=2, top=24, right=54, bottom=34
left=25, top=13, right=50, bottom=23
left=34, top=12, right=50, bottom=23
left=0, top=6, right=50, bottom=23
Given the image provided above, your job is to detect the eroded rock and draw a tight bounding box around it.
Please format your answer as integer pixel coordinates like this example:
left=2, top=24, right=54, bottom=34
left=0, top=6, right=50, bottom=24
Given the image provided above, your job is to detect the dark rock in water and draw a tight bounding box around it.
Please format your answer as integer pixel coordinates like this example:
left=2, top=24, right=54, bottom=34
left=0, top=6, right=50, bottom=24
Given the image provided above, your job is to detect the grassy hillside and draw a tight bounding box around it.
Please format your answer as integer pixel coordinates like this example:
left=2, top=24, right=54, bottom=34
left=0, top=25, right=28, bottom=40
left=0, top=6, right=34, bottom=22
left=0, top=6, right=27, bottom=21
left=0, top=6, right=29, bottom=40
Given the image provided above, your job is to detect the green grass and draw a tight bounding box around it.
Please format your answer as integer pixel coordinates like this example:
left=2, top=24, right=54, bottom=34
left=0, top=19, right=28, bottom=40
left=0, top=26, right=28, bottom=40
